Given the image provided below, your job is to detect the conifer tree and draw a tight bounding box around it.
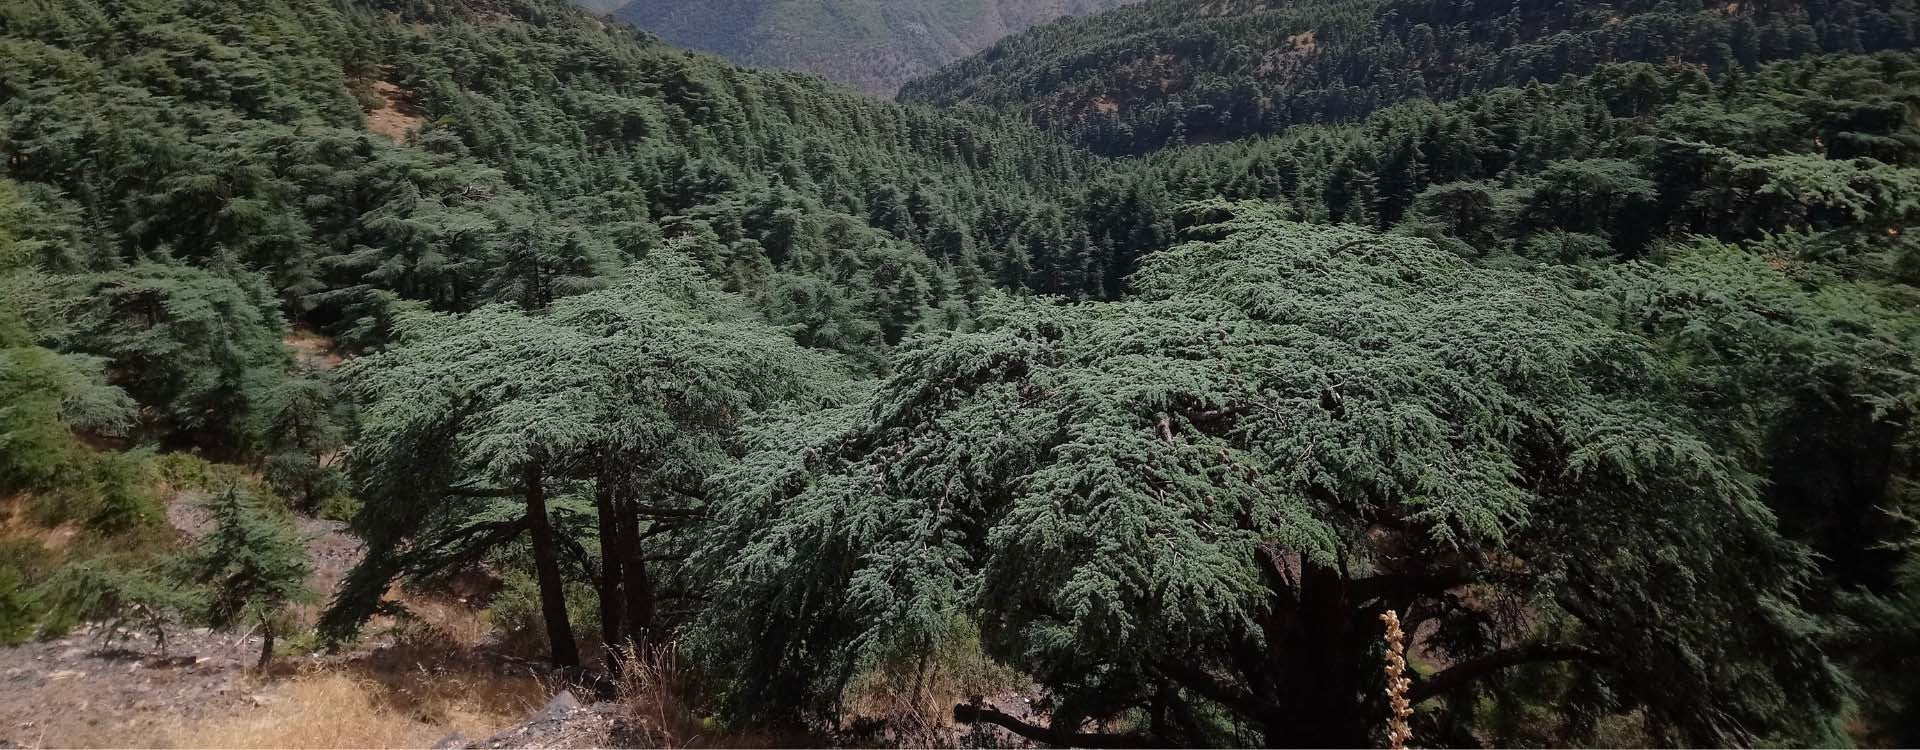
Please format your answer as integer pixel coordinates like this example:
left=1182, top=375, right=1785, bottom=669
left=326, top=252, right=839, bottom=668
left=697, top=207, right=1846, bottom=746
left=180, top=487, right=313, bottom=671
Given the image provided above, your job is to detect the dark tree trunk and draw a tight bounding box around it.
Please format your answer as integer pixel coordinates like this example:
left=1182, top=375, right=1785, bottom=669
left=1265, top=558, right=1368, bottom=748
left=617, top=495, right=656, bottom=649
left=257, top=616, right=275, bottom=672
left=524, top=460, right=580, bottom=667
left=594, top=475, right=627, bottom=671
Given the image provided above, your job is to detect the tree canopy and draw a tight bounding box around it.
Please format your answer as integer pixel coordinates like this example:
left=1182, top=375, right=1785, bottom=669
left=695, top=209, right=1857, bottom=746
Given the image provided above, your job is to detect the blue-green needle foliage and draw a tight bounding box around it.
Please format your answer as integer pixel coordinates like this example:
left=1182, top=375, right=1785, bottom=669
left=323, top=251, right=843, bottom=637
left=697, top=205, right=1844, bottom=746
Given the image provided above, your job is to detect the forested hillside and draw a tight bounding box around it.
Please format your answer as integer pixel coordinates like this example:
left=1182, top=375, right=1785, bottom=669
left=3, top=0, right=1920, bottom=747
left=902, top=0, right=1920, bottom=154
left=591, top=0, right=1142, bottom=96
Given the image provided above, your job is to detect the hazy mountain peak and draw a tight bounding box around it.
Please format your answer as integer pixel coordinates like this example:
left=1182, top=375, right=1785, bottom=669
left=579, top=0, right=1145, bottom=96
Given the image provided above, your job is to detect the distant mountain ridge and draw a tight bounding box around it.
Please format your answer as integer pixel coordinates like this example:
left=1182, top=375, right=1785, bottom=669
left=902, top=0, right=1920, bottom=155
left=579, top=0, right=1143, bottom=96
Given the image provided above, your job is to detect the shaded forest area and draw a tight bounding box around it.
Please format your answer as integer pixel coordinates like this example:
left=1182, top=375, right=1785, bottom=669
left=2, top=0, right=1919, bottom=747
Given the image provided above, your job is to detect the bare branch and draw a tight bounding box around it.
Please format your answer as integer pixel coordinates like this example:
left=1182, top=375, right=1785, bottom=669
left=1408, top=643, right=1600, bottom=704
left=952, top=704, right=1160, bottom=749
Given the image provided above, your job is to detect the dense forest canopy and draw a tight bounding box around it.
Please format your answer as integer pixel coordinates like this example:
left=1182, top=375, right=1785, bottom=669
left=1, top=0, right=1918, bottom=747
left=588, top=0, right=1144, bottom=97
left=902, top=0, right=1920, bottom=155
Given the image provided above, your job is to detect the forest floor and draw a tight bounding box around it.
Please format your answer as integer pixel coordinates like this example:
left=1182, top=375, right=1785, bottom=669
left=0, top=486, right=1044, bottom=748
left=0, top=491, right=557, bottom=749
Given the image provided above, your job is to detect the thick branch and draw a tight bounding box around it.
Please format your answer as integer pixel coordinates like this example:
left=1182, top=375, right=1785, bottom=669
left=1155, top=659, right=1268, bottom=720
left=1180, top=403, right=1251, bottom=425
left=413, top=518, right=528, bottom=563
left=1348, top=569, right=1473, bottom=603
left=632, top=503, right=708, bottom=520
left=1408, top=643, right=1600, bottom=704
left=445, top=484, right=517, bottom=499
left=665, top=484, right=707, bottom=502
left=952, top=704, right=1159, bottom=749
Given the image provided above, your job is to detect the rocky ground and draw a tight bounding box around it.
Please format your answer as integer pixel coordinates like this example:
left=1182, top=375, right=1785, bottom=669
left=0, top=625, right=278, bottom=747
left=0, top=493, right=552, bottom=749
left=1, top=488, right=1044, bottom=749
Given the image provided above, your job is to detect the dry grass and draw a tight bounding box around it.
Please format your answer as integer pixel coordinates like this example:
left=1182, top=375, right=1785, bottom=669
left=164, top=607, right=551, bottom=749
left=610, top=644, right=780, bottom=749
left=164, top=672, right=499, bottom=749
left=613, top=644, right=705, bottom=748
left=838, top=640, right=1024, bottom=747
left=391, top=591, right=497, bottom=649
left=165, top=656, right=551, bottom=749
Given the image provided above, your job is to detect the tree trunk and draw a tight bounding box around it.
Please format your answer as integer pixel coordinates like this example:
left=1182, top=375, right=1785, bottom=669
left=594, top=475, right=627, bottom=672
left=1265, top=558, right=1367, bottom=748
left=617, top=494, right=656, bottom=650
left=524, top=460, right=580, bottom=667
left=257, top=615, right=276, bottom=672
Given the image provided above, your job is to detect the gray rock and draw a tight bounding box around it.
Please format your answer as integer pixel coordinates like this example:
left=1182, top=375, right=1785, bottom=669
left=533, top=690, right=582, bottom=723
left=430, top=730, right=469, bottom=749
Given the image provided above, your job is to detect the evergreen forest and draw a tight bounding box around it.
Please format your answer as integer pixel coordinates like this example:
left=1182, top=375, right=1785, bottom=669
left=592, top=0, right=1143, bottom=97
left=1, top=0, right=1918, bottom=747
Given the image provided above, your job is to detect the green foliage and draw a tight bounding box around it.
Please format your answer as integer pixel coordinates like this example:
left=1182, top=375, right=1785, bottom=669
left=324, top=251, right=841, bottom=642
left=1, top=0, right=1094, bottom=370
left=179, top=487, right=312, bottom=633
left=0, top=335, right=136, bottom=497
left=151, top=453, right=274, bottom=499
left=905, top=0, right=1920, bottom=156
left=256, top=376, right=350, bottom=513
left=26, top=450, right=162, bottom=534
left=0, top=565, right=33, bottom=647
left=65, top=263, right=290, bottom=454
left=32, top=561, right=203, bottom=646
left=0, top=311, right=158, bottom=533
left=487, top=569, right=601, bottom=653
left=698, top=211, right=1847, bottom=745
left=4, top=0, right=1920, bottom=743
left=0, top=541, right=50, bottom=646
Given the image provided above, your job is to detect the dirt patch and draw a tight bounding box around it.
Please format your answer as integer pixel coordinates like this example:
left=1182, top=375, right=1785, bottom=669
left=0, top=500, right=555, bottom=749
left=285, top=328, right=345, bottom=372
left=0, top=626, right=276, bottom=748
left=365, top=81, right=424, bottom=144
left=1257, top=31, right=1318, bottom=77
left=1091, top=96, right=1120, bottom=114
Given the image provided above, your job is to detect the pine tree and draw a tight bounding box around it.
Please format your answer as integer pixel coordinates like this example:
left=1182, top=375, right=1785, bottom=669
left=325, top=251, right=840, bottom=668
left=181, top=487, right=313, bottom=671
left=697, top=207, right=1847, bottom=745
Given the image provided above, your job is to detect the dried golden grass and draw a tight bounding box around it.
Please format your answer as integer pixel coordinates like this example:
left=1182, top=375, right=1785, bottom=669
left=165, top=672, right=466, bottom=749
left=611, top=643, right=779, bottom=749
left=837, top=637, right=1024, bottom=747
left=163, top=662, right=551, bottom=749
left=395, top=592, right=496, bottom=649
left=614, top=644, right=704, bottom=749
left=164, top=605, right=551, bottom=750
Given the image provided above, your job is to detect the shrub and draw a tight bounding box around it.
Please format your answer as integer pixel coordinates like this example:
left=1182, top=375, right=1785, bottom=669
left=178, top=487, right=313, bottom=670
left=26, top=450, right=162, bottom=532
left=33, top=561, right=203, bottom=647
left=0, top=564, right=36, bottom=646
left=486, top=570, right=599, bottom=655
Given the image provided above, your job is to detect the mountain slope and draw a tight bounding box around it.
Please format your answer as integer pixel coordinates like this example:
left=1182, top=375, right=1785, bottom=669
left=590, top=0, right=1143, bottom=96
left=0, top=0, right=1097, bottom=371
left=901, top=0, right=1920, bottom=154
